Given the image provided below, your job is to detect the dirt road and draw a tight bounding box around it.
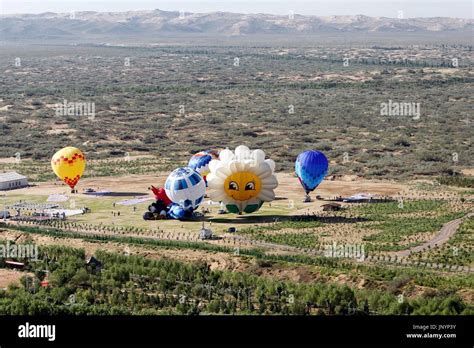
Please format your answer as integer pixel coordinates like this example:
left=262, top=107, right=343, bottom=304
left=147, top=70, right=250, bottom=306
left=395, top=212, right=473, bottom=257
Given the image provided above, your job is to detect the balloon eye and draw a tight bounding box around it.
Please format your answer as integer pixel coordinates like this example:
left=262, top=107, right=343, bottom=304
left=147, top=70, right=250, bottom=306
left=245, top=182, right=255, bottom=191
left=229, top=181, right=239, bottom=191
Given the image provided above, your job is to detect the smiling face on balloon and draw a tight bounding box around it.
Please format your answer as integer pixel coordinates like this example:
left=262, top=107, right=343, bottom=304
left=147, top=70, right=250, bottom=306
left=206, top=145, right=278, bottom=214
left=224, top=171, right=262, bottom=201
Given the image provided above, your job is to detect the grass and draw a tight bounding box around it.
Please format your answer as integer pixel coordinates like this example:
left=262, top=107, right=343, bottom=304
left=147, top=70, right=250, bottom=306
left=420, top=217, right=474, bottom=266
left=359, top=204, right=467, bottom=252
left=0, top=158, right=178, bottom=182
left=363, top=214, right=465, bottom=243
left=437, top=176, right=474, bottom=188
left=2, top=221, right=473, bottom=295
left=247, top=232, right=318, bottom=249
left=350, top=199, right=469, bottom=252
left=241, top=220, right=324, bottom=232
left=0, top=222, right=343, bottom=270
left=355, top=200, right=446, bottom=216
left=237, top=220, right=324, bottom=248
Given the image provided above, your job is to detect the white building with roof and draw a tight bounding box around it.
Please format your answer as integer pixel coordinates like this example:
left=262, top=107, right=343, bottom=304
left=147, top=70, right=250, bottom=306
left=0, top=172, right=28, bottom=190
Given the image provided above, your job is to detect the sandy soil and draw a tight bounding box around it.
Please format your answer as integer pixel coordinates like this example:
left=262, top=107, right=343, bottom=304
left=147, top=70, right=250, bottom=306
left=0, top=157, right=20, bottom=164
left=461, top=169, right=474, bottom=176
left=276, top=173, right=406, bottom=215
left=12, top=172, right=407, bottom=208
left=0, top=268, right=30, bottom=289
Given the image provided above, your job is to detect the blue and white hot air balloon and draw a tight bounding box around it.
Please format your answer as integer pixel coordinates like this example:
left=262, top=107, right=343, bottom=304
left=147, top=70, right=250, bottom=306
left=188, top=150, right=218, bottom=183
left=295, top=150, right=329, bottom=199
left=164, top=167, right=206, bottom=212
left=167, top=203, right=189, bottom=220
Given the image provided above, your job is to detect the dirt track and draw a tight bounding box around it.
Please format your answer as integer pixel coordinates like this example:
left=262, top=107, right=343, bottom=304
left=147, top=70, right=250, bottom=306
left=395, top=212, right=473, bottom=257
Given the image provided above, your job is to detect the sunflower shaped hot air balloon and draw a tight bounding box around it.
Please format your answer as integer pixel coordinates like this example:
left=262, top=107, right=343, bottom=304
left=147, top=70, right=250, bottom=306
left=51, top=147, right=86, bottom=191
left=207, top=145, right=278, bottom=214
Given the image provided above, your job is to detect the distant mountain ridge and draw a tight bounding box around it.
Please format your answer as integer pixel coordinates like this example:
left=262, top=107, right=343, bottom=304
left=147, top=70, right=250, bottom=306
left=1, top=9, right=472, bottom=40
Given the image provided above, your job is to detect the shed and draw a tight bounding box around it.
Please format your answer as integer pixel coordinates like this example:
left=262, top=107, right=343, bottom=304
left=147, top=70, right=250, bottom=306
left=0, top=172, right=28, bottom=191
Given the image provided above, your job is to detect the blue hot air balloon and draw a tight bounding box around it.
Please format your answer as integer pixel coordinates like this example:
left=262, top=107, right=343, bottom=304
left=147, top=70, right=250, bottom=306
left=164, top=167, right=206, bottom=212
left=295, top=150, right=329, bottom=197
left=188, top=150, right=218, bottom=183
left=167, top=203, right=190, bottom=220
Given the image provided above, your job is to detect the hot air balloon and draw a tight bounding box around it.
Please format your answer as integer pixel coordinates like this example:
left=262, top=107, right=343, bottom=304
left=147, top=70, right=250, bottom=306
left=164, top=167, right=206, bottom=213
left=150, top=185, right=172, bottom=206
left=167, top=203, right=190, bottom=220
left=207, top=145, right=278, bottom=214
left=51, top=147, right=86, bottom=192
left=188, top=150, right=218, bottom=183
left=295, top=150, right=328, bottom=202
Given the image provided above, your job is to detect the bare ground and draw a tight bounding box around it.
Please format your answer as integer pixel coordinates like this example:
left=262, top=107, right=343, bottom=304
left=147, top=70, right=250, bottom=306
left=0, top=268, right=31, bottom=289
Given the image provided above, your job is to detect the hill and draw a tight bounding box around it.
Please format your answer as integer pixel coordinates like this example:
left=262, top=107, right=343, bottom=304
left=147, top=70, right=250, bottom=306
left=1, top=10, right=472, bottom=40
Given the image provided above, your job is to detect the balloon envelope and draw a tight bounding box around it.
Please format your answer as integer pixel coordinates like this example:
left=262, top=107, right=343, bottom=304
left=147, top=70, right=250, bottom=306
left=51, top=147, right=86, bottom=189
left=167, top=203, right=189, bottom=220
left=295, top=150, right=328, bottom=194
left=151, top=186, right=172, bottom=206
left=164, top=167, right=206, bottom=211
left=188, top=151, right=218, bottom=182
left=207, top=145, right=278, bottom=214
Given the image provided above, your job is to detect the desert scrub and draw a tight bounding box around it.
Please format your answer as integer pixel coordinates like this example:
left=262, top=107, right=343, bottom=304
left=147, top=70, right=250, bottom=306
left=241, top=220, right=324, bottom=232
left=354, top=200, right=446, bottom=216
left=420, top=217, right=474, bottom=266
left=242, top=231, right=318, bottom=249
left=362, top=213, right=466, bottom=244
left=437, top=176, right=474, bottom=188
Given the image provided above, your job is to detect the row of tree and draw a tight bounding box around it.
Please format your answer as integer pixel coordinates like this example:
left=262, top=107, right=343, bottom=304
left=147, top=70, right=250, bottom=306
left=0, top=243, right=471, bottom=316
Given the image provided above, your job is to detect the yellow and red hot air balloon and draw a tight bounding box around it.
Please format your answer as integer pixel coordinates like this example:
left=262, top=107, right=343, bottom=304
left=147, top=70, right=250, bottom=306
left=51, top=147, right=86, bottom=191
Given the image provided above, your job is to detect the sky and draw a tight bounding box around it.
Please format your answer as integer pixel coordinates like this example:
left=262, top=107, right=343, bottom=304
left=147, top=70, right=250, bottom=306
left=0, top=0, right=472, bottom=18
